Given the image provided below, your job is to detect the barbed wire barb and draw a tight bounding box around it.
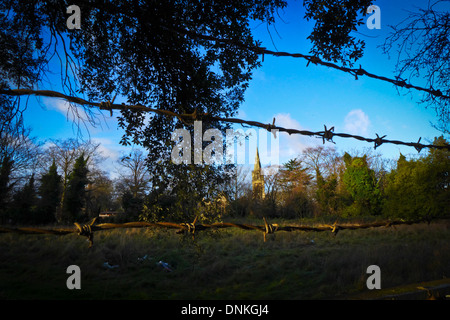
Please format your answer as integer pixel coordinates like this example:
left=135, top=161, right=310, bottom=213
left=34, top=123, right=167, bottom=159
left=1, top=216, right=449, bottom=247
left=161, top=26, right=450, bottom=101
left=1, top=88, right=448, bottom=152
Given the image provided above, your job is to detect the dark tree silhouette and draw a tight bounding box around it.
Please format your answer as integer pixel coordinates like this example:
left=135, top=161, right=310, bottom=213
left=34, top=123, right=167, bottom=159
left=303, top=0, right=373, bottom=66
left=38, top=160, right=62, bottom=224
left=62, top=153, right=89, bottom=222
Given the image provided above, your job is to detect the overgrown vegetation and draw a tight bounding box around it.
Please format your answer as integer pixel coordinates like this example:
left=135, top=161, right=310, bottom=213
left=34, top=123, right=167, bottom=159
left=0, top=135, right=448, bottom=225
left=0, top=0, right=448, bottom=301
left=0, top=1, right=448, bottom=226
left=216, top=137, right=449, bottom=222
left=0, top=220, right=449, bottom=300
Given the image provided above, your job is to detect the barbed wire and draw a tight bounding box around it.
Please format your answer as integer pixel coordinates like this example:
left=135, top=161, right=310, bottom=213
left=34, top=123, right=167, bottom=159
left=1, top=88, right=449, bottom=152
left=164, top=26, right=450, bottom=100
left=0, top=216, right=445, bottom=247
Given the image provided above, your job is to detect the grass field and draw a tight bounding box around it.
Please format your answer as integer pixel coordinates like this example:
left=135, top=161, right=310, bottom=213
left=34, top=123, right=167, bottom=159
left=0, top=219, right=449, bottom=300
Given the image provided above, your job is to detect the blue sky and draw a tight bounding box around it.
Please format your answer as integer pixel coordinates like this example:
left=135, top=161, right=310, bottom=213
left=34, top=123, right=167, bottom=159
left=241, top=0, right=448, bottom=165
left=22, top=0, right=448, bottom=175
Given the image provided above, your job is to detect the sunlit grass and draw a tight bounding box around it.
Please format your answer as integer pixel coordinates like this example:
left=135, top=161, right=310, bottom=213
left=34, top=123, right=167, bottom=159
left=0, top=220, right=449, bottom=299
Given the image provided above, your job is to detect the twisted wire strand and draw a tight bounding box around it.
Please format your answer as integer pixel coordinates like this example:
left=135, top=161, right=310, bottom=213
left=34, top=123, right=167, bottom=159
left=0, top=216, right=446, bottom=247
left=1, top=88, right=448, bottom=152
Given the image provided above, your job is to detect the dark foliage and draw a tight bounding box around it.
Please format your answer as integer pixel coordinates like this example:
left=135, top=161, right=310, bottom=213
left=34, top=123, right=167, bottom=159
left=303, top=0, right=373, bottom=66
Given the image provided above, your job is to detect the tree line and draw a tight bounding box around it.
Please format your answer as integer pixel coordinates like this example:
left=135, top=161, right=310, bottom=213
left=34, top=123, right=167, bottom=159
left=1, top=101, right=448, bottom=225
left=0, top=0, right=449, bottom=225
left=226, top=138, right=449, bottom=222
left=0, top=102, right=150, bottom=224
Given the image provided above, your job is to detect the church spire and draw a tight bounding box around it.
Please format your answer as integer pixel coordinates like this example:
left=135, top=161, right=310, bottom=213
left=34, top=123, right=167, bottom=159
left=252, top=147, right=264, bottom=200
left=254, top=147, right=261, bottom=171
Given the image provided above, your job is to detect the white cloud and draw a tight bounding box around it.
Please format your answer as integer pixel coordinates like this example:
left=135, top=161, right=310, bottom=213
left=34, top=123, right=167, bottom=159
left=272, top=113, right=313, bottom=161
left=344, top=109, right=371, bottom=136
left=90, top=137, right=131, bottom=179
left=91, top=137, right=121, bottom=161
left=45, top=98, right=90, bottom=122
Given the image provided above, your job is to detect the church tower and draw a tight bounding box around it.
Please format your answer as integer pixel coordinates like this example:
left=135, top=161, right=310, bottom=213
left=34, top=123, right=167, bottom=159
left=252, top=147, right=265, bottom=200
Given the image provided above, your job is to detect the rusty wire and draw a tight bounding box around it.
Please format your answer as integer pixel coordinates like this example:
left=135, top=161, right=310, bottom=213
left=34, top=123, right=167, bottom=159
left=0, top=216, right=445, bottom=248
left=164, top=26, right=450, bottom=100
left=1, top=88, right=449, bottom=152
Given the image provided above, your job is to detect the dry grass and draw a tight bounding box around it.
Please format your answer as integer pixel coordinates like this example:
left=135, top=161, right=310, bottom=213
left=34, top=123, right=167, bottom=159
left=0, top=220, right=449, bottom=299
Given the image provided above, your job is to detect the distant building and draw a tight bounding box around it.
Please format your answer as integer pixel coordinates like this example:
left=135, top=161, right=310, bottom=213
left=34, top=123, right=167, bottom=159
left=252, top=148, right=265, bottom=200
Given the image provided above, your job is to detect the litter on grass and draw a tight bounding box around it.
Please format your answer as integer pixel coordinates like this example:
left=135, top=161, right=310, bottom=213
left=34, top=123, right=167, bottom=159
left=138, top=254, right=151, bottom=262
left=103, top=262, right=119, bottom=269
left=158, top=260, right=173, bottom=272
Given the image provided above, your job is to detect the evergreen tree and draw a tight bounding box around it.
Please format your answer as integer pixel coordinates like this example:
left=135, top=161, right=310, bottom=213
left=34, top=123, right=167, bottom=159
left=10, top=175, right=37, bottom=224
left=121, top=190, right=144, bottom=222
left=37, top=160, right=62, bottom=224
left=384, top=136, right=450, bottom=220
left=316, top=170, right=339, bottom=216
left=62, top=153, right=89, bottom=223
left=342, top=153, right=381, bottom=216
left=278, top=159, right=313, bottom=218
